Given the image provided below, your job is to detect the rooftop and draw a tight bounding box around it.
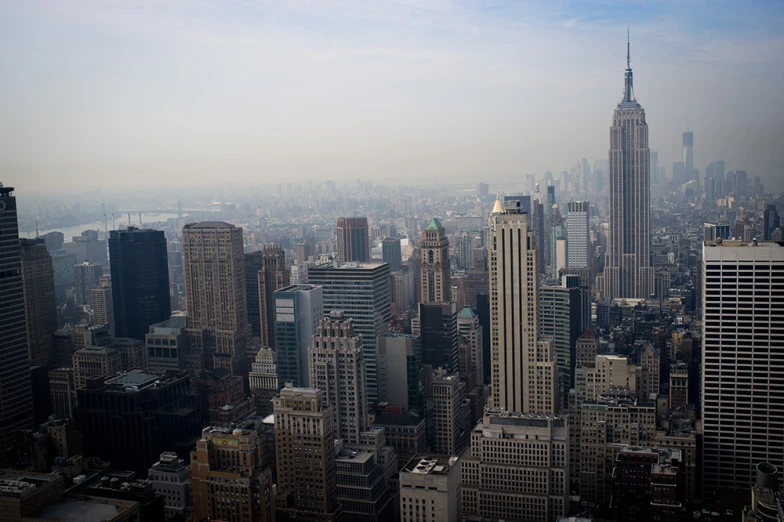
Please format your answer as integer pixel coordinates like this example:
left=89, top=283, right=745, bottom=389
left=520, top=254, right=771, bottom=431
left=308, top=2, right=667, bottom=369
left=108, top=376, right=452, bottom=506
left=457, top=306, right=476, bottom=319
left=402, top=456, right=457, bottom=475
left=35, top=496, right=130, bottom=522
left=425, top=218, right=444, bottom=231
left=183, top=221, right=235, bottom=229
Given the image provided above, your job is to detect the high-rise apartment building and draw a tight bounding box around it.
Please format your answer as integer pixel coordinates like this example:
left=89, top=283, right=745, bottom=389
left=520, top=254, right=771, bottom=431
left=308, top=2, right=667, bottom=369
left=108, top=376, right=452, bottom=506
left=605, top=38, right=653, bottom=299
left=309, top=262, right=391, bottom=405
left=191, top=426, right=275, bottom=522
left=0, top=186, right=34, bottom=455
left=420, top=218, right=451, bottom=304
left=336, top=217, right=370, bottom=264
left=109, top=227, right=171, bottom=340
left=489, top=205, right=558, bottom=413
left=274, top=387, right=341, bottom=522
left=309, top=313, right=368, bottom=445
left=249, top=244, right=290, bottom=348
left=20, top=238, right=58, bottom=367
left=400, top=455, right=462, bottom=522
left=567, top=201, right=590, bottom=269
left=382, top=237, right=402, bottom=272
left=702, top=239, right=784, bottom=494
left=182, top=222, right=251, bottom=376
left=274, top=284, right=323, bottom=388
left=74, top=262, right=103, bottom=306
left=462, top=411, right=569, bottom=521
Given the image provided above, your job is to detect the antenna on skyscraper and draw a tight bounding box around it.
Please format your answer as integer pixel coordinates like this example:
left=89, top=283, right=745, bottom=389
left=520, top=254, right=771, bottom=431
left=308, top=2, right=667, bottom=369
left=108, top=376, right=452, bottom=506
left=627, top=26, right=630, bottom=69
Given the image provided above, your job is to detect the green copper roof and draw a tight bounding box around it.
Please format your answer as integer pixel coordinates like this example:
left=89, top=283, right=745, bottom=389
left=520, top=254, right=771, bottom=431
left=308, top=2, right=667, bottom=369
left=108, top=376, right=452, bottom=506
left=457, top=306, right=476, bottom=319
left=425, top=218, right=444, bottom=231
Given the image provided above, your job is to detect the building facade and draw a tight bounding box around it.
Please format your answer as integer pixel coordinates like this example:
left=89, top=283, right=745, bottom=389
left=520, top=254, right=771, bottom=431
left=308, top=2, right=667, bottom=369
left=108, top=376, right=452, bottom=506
left=20, top=238, right=58, bottom=367
left=336, top=217, right=370, bottom=264
left=274, top=284, right=324, bottom=389
left=420, top=218, right=451, bottom=304
left=400, top=455, right=462, bottom=522
left=566, top=201, right=591, bottom=269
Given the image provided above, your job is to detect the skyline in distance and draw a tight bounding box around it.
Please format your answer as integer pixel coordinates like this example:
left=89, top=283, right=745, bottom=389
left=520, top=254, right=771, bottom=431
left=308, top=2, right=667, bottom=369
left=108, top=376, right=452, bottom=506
left=1, top=1, right=783, bottom=193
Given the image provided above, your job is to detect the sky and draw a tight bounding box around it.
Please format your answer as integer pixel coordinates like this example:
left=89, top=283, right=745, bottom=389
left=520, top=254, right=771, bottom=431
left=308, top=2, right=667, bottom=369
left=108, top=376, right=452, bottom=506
left=1, top=0, right=783, bottom=193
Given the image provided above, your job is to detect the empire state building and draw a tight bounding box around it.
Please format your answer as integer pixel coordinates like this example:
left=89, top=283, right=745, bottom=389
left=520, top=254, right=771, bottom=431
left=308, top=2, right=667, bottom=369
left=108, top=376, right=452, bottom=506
left=604, top=34, right=653, bottom=299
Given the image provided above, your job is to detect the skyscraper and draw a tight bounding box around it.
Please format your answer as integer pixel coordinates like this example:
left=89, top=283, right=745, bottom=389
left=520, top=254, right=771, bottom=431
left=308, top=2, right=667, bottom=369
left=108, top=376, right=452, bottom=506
left=274, top=387, right=341, bottom=522
left=683, top=130, right=695, bottom=181
left=701, top=239, right=784, bottom=494
left=489, top=204, right=558, bottom=414
left=74, top=262, right=103, bottom=306
left=252, top=244, right=289, bottom=348
left=567, top=201, right=590, bottom=269
left=109, top=227, right=171, bottom=340
left=190, top=426, right=275, bottom=522
left=91, top=283, right=115, bottom=335
left=308, top=262, right=391, bottom=405
left=20, top=238, right=58, bottom=368
left=605, top=35, right=653, bottom=300
left=182, top=222, right=251, bottom=376
left=382, top=237, right=402, bottom=272
left=420, top=218, right=451, bottom=304
left=309, top=313, right=368, bottom=445
left=0, top=185, right=34, bottom=456
left=763, top=204, right=780, bottom=241
left=336, top=217, right=370, bottom=264
left=274, top=284, right=324, bottom=389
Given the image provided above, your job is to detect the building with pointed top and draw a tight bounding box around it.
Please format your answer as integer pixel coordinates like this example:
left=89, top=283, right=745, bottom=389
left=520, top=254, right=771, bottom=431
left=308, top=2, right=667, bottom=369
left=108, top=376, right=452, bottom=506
left=420, top=218, right=450, bottom=304
left=604, top=34, right=653, bottom=300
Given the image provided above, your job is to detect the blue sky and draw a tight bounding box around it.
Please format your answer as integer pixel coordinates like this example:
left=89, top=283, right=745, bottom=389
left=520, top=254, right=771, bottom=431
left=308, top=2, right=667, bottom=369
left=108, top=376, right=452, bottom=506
left=1, top=0, right=783, bottom=192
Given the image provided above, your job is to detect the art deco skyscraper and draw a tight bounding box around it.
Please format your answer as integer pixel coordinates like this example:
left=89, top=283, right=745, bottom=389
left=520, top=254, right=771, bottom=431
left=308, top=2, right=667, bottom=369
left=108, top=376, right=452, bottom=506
left=0, top=185, right=34, bottom=456
left=605, top=35, right=653, bottom=300
left=420, top=218, right=451, bottom=304
left=489, top=205, right=558, bottom=414
left=182, top=222, right=251, bottom=376
left=251, top=244, right=289, bottom=348
left=109, top=227, right=171, bottom=340
left=702, top=239, right=784, bottom=494
left=20, top=238, right=58, bottom=367
left=309, top=313, right=368, bottom=446
left=336, top=217, right=370, bottom=264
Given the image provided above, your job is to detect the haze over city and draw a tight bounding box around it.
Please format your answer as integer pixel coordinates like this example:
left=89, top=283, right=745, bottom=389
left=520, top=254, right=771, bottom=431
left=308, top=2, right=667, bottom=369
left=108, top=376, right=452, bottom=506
left=2, top=0, right=783, bottom=193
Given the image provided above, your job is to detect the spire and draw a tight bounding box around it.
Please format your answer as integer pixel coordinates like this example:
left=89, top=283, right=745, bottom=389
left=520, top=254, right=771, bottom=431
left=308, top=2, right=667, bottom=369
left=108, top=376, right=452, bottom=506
left=492, top=194, right=503, bottom=214
left=623, top=27, right=635, bottom=103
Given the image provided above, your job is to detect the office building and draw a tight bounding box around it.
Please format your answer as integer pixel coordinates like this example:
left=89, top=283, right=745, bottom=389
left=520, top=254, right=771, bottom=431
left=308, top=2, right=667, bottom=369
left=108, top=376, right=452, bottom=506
left=417, top=302, right=459, bottom=373
left=683, top=130, right=695, bottom=181
left=73, top=262, right=102, bottom=306
left=109, top=227, right=171, bottom=340
left=145, top=315, right=186, bottom=372
left=309, top=313, right=368, bottom=445
left=91, top=284, right=114, bottom=335
left=400, top=455, right=462, bottom=522
left=50, top=249, right=77, bottom=299
left=669, top=362, right=689, bottom=411
left=75, top=370, right=202, bottom=477
left=48, top=368, right=77, bottom=421
left=248, top=245, right=290, bottom=347
left=612, top=447, right=683, bottom=521
left=309, top=262, right=391, bottom=405
left=455, top=231, right=474, bottom=271
left=567, top=201, right=590, bottom=269
left=489, top=204, right=558, bottom=413
left=249, top=347, right=278, bottom=416
left=182, top=222, right=251, bottom=376
left=336, top=216, right=370, bottom=264
left=477, top=182, right=489, bottom=197
left=763, top=204, right=780, bottom=241
left=605, top=38, right=653, bottom=299
left=0, top=189, right=34, bottom=456
left=148, top=452, right=190, bottom=520
left=274, top=284, right=324, bottom=388
left=191, top=426, right=275, bottom=522
left=462, top=411, right=569, bottom=521
left=457, top=306, right=483, bottom=390
left=20, top=238, right=58, bottom=367
left=390, top=265, right=415, bottom=315
left=702, top=240, right=784, bottom=494
left=539, top=283, right=581, bottom=396
left=64, top=230, right=107, bottom=266
left=193, top=370, right=254, bottom=426
left=273, top=387, right=341, bottom=522
left=374, top=413, right=427, bottom=467
left=431, top=369, right=468, bottom=457
left=420, top=218, right=451, bottom=304
left=377, top=334, right=421, bottom=412
left=382, top=237, right=402, bottom=272
left=575, top=330, right=598, bottom=368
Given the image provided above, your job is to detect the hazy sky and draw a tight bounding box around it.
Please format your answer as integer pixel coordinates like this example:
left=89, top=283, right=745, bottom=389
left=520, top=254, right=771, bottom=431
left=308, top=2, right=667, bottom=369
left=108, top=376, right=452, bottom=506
left=2, top=0, right=783, bottom=193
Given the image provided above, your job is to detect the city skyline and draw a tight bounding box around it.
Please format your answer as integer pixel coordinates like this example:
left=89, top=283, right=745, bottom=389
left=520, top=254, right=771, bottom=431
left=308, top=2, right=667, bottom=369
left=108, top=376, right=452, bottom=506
left=1, top=1, right=783, bottom=193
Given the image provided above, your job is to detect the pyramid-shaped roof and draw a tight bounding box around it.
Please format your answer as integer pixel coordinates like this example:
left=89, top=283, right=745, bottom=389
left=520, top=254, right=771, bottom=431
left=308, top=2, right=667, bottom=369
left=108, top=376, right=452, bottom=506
left=457, top=306, right=476, bottom=319
left=425, top=218, right=444, bottom=231
left=491, top=194, right=503, bottom=214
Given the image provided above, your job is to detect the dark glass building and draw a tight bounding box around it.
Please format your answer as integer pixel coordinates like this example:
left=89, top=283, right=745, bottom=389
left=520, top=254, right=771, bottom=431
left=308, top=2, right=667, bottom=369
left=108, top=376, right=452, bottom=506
left=109, top=227, right=171, bottom=340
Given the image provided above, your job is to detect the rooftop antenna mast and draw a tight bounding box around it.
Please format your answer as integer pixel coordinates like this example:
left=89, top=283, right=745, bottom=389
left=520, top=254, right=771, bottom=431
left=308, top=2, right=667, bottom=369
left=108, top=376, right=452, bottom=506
left=627, top=26, right=631, bottom=69
left=35, top=220, right=39, bottom=238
